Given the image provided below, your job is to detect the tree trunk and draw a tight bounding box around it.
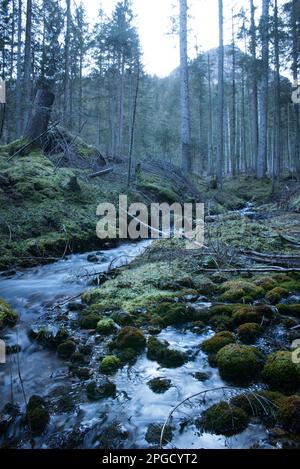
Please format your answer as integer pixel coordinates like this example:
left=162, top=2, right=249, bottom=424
left=179, top=0, right=191, bottom=173
left=207, top=53, right=213, bottom=177
left=292, top=0, right=300, bottom=174
left=15, top=0, right=22, bottom=137
left=63, top=0, right=71, bottom=128
left=23, top=0, right=32, bottom=131
left=256, top=0, right=270, bottom=179
left=231, top=9, right=237, bottom=176
left=23, top=89, right=55, bottom=152
left=216, top=0, right=224, bottom=187
left=273, top=0, right=281, bottom=185
left=250, top=0, right=259, bottom=172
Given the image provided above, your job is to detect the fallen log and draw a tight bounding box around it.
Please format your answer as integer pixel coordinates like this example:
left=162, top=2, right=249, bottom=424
left=88, top=168, right=113, bottom=178
left=239, top=249, right=300, bottom=267
left=195, top=267, right=300, bottom=273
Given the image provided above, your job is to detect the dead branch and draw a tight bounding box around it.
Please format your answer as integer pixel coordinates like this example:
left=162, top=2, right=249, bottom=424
left=88, top=167, right=114, bottom=178
left=194, top=267, right=300, bottom=273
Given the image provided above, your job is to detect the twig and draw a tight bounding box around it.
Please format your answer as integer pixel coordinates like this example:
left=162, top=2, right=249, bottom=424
left=88, top=168, right=113, bottom=178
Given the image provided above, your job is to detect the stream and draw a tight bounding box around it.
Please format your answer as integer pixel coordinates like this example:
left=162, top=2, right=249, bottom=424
left=0, top=238, right=272, bottom=449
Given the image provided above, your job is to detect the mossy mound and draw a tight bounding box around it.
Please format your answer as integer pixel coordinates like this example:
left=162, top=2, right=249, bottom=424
left=70, top=352, right=85, bottom=365
left=277, top=395, right=300, bottom=434
left=216, top=344, right=264, bottom=385
left=100, top=355, right=121, bottom=375
left=145, top=423, right=173, bottom=445
left=210, top=304, right=236, bottom=317
left=200, top=401, right=249, bottom=437
left=262, top=351, right=300, bottom=393
left=277, top=304, right=300, bottom=319
left=147, top=377, right=172, bottom=394
left=201, top=331, right=235, bottom=354
left=230, top=391, right=284, bottom=417
left=30, top=325, right=69, bottom=349
left=80, top=312, right=102, bottom=329
left=26, top=395, right=49, bottom=436
left=96, top=318, right=117, bottom=335
left=57, top=340, right=76, bottom=359
left=111, top=327, right=146, bottom=351
left=265, top=287, right=289, bottom=304
left=86, top=380, right=116, bottom=400
left=149, top=302, right=194, bottom=327
left=218, top=280, right=264, bottom=302
left=0, top=299, right=18, bottom=329
left=208, top=315, right=234, bottom=332
left=237, top=323, right=261, bottom=344
left=147, top=337, right=187, bottom=368
left=232, top=304, right=274, bottom=325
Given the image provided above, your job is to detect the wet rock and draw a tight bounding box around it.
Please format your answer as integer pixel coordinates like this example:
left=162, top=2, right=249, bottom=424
left=71, top=367, right=91, bottom=380
left=145, top=423, right=173, bottom=445
left=57, top=340, right=76, bottom=359
left=0, top=403, right=20, bottom=434
left=26, top=395, right=49, bottom=436
left=87, top=254, right=98, bottom=263
left=6, top=344, right=21, bottom=354
left=80, top=313, right=101, bottom=329
left=112, top=326, right=146, bottom=351
left=147, top=337, right=187, bottom=368
left=199, top=401, right=249, bottom=437
left=100, top=355, right=121, bottom=375
left=79, top=344, right=93, bottom=356
left=193, top=371, right=211, bottom=382
left=56, top=396, right=76, bottom=413
left=96, top=318, right=117, bottom=335
left=86, top=380, right=116, bottom=401
left=70, top=351, right=86, bottom=365
left=29, top=325, right=69, bottom=349
left=68, top=302, right=86, bottom=312
left=147, top=377, right=172, bottom=394
left=89, top=421, right=129, bottom=449
left=111, top=311, right=134, bottom=326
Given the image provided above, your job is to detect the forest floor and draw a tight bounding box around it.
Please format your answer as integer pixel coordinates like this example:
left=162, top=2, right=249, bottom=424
left=1, top=135, right=300, bottom=448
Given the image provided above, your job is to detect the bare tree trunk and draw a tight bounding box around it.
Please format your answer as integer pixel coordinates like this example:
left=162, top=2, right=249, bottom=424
left=256, top=0, right=270, bottom=179
left=23, top=0, right=32, bottom=131
left=216, top=0, right=224, bottom=187
left=292, top=0, right=300, bottom=174
left=250, top=0, right=259, bottom=173
left=23, top=89, right=55, bottom=152
left=15, top=0, right=22, bottom=137
left=63, top=0, right=71, bottom=128
left=179, top=0, right=191, bottom=173
left=207, top=53, right=213, bottom=177
left=231, top=9, right=237, bottom=175
left=127, top=61, right=140, bottom=188
left=272, top=0, right=281, bottom=187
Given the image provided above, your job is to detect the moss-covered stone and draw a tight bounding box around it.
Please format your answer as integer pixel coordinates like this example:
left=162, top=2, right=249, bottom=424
left=112, top=327, right=146, bottom=351
left=218, top=280, right=264, bottom=302
left=276, top=304, right=300, bottom=319
left=277, top=395, right=300, bottom=433
left=147, top=337, right=187, bottom=368
left=86, top=380, right=116, bottom=400
left=201, top=331, right=235, bottom=354
left=96, top=318, right=117, bottom=335
left=26, top=395, right=49, bottom=436
left=80, top=313, right=102, bottom=329
left=210, top=304, right=236, bottom=316
left=0, top=299, right=18, bottom=329
left=230, top=391, right=284, bottom=417
left=100, top=355, right=121, bottom=375
left=145, top=423, right=173, bottom=445
left=262, top=351, right=300, bottom=393
left=216, top=344, right=264, bottom=385
left=232, top=305, right=274, bottom=325
left=70, top=351, right=85, bottom=365
left=266, top=287, right=289, bottom=304
left=57, top=340, right=76, bottom=359
left=237, top=323, right=261, bottom=344
left=200, top=401, right=249, bottom=437
left=208, top=314, right=234, bottom=332
left=149, top=302, right=194, bottom=327
left=147, top=377, right=172, bottom=394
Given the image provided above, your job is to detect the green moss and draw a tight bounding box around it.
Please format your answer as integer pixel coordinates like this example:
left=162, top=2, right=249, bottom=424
left=232, top=305, right=274, bottom=325
left=277, top=304, right=300, bottom=318
left=111, top=326, right=146, bottom=351
left=208, top=315, right=234, bottom=332
left=231, top=391, right=284, bottom=417
left=26, top=395, right=49, bottom=436
left=266, top=287, right=289, bottom=304
left=277, top=395, right=300, bottom=433
left=147, top=377, right=172, bottom=394
left=262, top=351, right=300, bottom=393
left=70, top=352, right=85, bottom=365
left=0, top=299, right=18, bottom=329
left=57, top=340, right=76, bottom=359
left=96, top=318, right=117, bottom=335
left=219, top=279, right=264, bottom=303
left=86, top=380, right=116, bottom=400
left=201, top=401, right=249, bottom=437
left=147, top=337, right=187, bottom=368
left=201, top=331, right=235, bottom=354
left=216, top=344, right=264, bottom=385
left=145, top=423, right=173, bottom=445
left=210, top=304, right=236, bottom=316
left=80, top=313, right=102, bottom=329
left=138, top=173, right=179, bottom=203
left=149, top=302, right=194, bottom=327
left=237, top=323, right=261, bottom=344
left=100, top=355, right=121, bottom=375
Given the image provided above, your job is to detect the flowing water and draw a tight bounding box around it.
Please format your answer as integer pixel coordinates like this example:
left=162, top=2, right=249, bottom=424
left=0, top=240, right=271, bottom=449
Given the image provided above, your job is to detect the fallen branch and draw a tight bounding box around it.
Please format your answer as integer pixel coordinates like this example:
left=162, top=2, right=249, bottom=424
left=88, top=167, right=113, bottom=178
left=279, top=233, right=300, bottom=247
left=195, top=267, right=300, bottom=273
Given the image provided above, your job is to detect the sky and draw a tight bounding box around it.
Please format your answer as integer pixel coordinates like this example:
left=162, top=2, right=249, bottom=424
left=81, top=0, right=274, bottom=78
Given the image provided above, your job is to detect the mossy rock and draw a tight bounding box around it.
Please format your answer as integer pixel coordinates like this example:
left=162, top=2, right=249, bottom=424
left=149, top=302, right=194, bottom=327
left=277, top=304, right=300, bottom=319
left=70, top=352, right=85, bottom=365
left=266, top=287, right=289, bottom=305
left=262, top=351, right=300, bottom=393
left=26, top=395, right=49, bottom=436
left=117, top=347, right=140, bottom=364
left=145, top=423, right=173, bottom=445
left=277, top=395, right=300, bottom=434
left=112, top=326, right=146, bottom=351
left=208, top=314, right=234, bottom=332
left=57, top=340, right=76, bottom=359
left=216, top=344, right=264, bottom=385
left=254, top=276, right=277, bottom=291
left=230, top=391, right=284, bottom=417
left=86, top=380, right=116, bottom=400
left=147, top=337, right=187, bottom=368
left=111, top=310, right=134, bottom=326
left=100, top=355, right=121, bottom=375
left=80, top=313, right=102, bottom=329
left=219, top=280, right=264, bottom=303
left=210, top=304, right=236, bottom=317
left=147, top=377, right=172, bottom=394
left=201, top=331, right=235, bottom=354
left=96, top=318, right=117, bottom=335
left=0, top=299, right=18, bottom=329
left=237, top=323, right=261, bottom=344
left=200, top=401, right=249, bottom=437
left=232, top=305, right=274, bottom=325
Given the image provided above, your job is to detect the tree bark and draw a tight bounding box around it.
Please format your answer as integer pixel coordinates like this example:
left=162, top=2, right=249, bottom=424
left=250, top=0, right=259, bottom=172
left=23, top=0, right=32, bottom=131
left=23, top=89, right=55, bottom=152
left=216, top=0, right=224, bottom=187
